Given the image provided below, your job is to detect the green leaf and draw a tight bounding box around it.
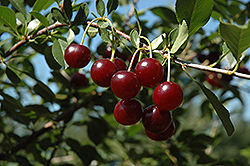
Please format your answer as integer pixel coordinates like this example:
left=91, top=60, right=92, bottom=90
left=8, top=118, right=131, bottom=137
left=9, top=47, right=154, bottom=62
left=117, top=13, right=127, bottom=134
left=0, top=25, right=17, bottom=37
left=66, top=29, right=75, bottom=45
left=0, top=6, right=17, bottom=33
left=87, top=26, right=98, bottom=38
left=0, top=91, right=23, bottom=110
left=33, top=0, right=55, bottom=12
left=151, top=33, right=166, bottom=50
left=150, top=7, right=178, bottom=25
left=133, top=8, right=142, bottom=36
left=34, top=81, right=55, bottom=102
left=175, top=0, right=214, bottom=36
left=73, top=3, right=89, bottom=26
left=221, top=42, right=237, bottom=69
left=52, top=39, right=69, bottom=69
left=63, top=0, right=72, bottom=20
left=194, top=80, right=235, bottom=136
left=51, top=7, right=68, bottom=24
left=107, top=0, right=118, bottom=15
left=16, top=12, right=26, bottom=24
left=99, top=28, right=111, bottom=43
left=6, top=67, right=21, bottom=84
left=0, top=37, right=12, bottom=46
left=9, top=0, right=26, bottom=17
left=130, top=29, right=140, bottom=48
left=219, top=20, right=250, bottom=60
left=30, top=11, right=49, bottom=27
left=97, top=20, right=109, bottom=28
left=170, top=20, right=189, bottom=54
left=96, top=0, right=105, bottom=17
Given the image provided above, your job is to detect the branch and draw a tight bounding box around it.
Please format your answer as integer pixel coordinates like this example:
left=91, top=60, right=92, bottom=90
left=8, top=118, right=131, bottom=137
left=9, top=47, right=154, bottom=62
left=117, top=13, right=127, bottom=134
left=4, top=21, right=67, bottom=59
left=88, top=21, right=250, bottom=80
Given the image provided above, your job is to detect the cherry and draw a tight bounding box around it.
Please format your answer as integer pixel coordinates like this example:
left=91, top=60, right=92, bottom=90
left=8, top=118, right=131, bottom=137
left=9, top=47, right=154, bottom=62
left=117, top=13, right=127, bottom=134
left=70, top=73, right=88, bottom=88
left=91, top=59, right=118, bottom=87
left=197, top=51, right=220, bottom=64
left=111, top=71, right=141, bottom=99
left=142, top=105, right=172, bottom=134
left=134, top=58, right=164, bottom=88
left=153, top=81, right=183, bottom=111
left=206, top=72, right=233, bottom=88
left=64, top=44, right=91, bottom=68
left=103, top=46, right=127, bottom=60
left=112, top=58, right=127, bottom=70
left=114, top=99, right=143, bottom=125
left=145, top=121, right=175, bottom=141
left=237, top=67, right=250, bottom=74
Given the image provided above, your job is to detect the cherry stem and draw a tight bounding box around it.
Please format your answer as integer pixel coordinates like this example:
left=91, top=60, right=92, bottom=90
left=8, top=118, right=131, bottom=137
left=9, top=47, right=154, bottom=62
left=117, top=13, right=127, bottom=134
left=128, top=48, right=144, bottom=72
left=80, top=17, right=101, bottom=45
left=182, top=65, right=197, bottom=83
left=140, top=36, right=152, bottom=58
left=210, top=49, right=230, bottom=68
left=167, top=49, right=171, bottom=82
left=110, top=47, right=116, bottom=62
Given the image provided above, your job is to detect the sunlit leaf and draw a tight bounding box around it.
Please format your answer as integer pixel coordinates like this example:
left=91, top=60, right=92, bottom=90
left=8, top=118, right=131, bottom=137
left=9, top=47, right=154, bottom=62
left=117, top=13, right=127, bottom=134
left=51, top=8, right=68, bottom=24
left=0, top=6, right=17, bottom=33
left=52, top=39, right=69, bottom=69
left=9, top=0, right=26, bottom=17
left=33, top=0, right=55, bottom=12
left=96, top=0, right=105, bottom=17
left=67, top=29, right=75, bottom=45
left=30, top=11, right=49, bottom=27
left=130, top=29, right=140, bottom=48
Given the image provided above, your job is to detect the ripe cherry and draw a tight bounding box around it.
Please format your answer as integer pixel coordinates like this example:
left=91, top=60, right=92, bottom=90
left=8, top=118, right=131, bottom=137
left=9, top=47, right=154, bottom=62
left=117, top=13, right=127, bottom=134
left=64, top=44, right=91, bottom=68
left=114, top=99, right=143, bottom=125
left=91, top=59, right=118, bottom=87
left=237, top=67, right=250, bottom=74
left=112, top=58, right=127, bottom=70
left=145, top=121, right=175, bottom=141
left=142, top=105, right=172, bottom=134
left=153, top=81, right=183, bottom=111
left=134, top=58, right=164, bottom=88
left=111, top=71, right=141, bottom=99
left=70, top=73, right=88, bottom=88
left=206, top=72, right=233, bottom=88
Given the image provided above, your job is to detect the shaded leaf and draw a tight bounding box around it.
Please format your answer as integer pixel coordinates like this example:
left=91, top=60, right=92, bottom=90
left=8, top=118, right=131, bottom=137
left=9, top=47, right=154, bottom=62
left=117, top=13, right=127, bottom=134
left=170, top=20, right=189, bottom=54
left=51, top=8, right=68, bottom=24
left=96, top=0, right=105, bottom=17
left=52, top=39, right=69, bottom=69
left=219, top=20, right=250, bottom=60
left=5, top=67, right=21, bottom=84
left=9, top=0, right=26, bottom=17
left=63, top=0, right=72, bottom=20
left=133, top=8, right=142, bottom=36
left=176, top=0, right=214, bottom=36
left=0, top=25, right=17, bottom=37
left=34, top=81, right=55, bottom=102
left=150, top=7, right=178, bottom=25
left=130, top=29, right=140, bottom=48
left=107, top=0, right=118, bottom=15
left=33, top=0, right=55, bottom=12
left=73, top=3, right=89, bottom=26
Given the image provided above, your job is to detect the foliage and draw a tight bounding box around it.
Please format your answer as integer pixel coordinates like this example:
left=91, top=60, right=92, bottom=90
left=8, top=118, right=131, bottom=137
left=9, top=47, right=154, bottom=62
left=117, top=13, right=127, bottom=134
left=0, top=0, right=250, bottom=165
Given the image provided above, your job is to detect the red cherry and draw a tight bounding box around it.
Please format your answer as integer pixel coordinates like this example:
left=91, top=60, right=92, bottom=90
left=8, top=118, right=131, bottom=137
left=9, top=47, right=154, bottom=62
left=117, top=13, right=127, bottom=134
left=237, top=67, right=250, bottom=74
left=145, top=121, right=175, bottom=141
left=134, top=58, right=164, bottom=88
left=111, top=71, right=141, bottom=99
left=70, top=73, right=88, bottom=88
left=112, top=58, right=127, bottom=70
left=64, top=44, right=91, bottom=68
left=153, top=82, right=183, bottom=111
left=91, top=59, right=118, bottom=87
left=206, top=72, right=232, bottom=88
left=142, top=105, right=172, bottom=134
left=114, top=99, right=143, bottom=125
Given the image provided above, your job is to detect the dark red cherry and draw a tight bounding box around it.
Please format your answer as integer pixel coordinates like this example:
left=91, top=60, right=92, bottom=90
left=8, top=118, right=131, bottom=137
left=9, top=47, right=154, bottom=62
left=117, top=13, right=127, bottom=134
left=70, top=73, right=88, bottom=88
left=112, top=58, right=127, bottom=70
left=206, top=72, right=232, bottom=88
left=111, top=71, right=141, bottom=99
left=153, top=81, right=183, bottom=111
left=64, top=44, right=91, bottom=68
left=142, top=105, right=172, bottom=134
left=91, top=59, right=118, bottom=87
left=145, top=121, right=175, bottom=141
left=237, top=67, right=250, bottom=74
left=114, top=99, right=143, bottom=125
left=134, top=58, right=164, bottom=88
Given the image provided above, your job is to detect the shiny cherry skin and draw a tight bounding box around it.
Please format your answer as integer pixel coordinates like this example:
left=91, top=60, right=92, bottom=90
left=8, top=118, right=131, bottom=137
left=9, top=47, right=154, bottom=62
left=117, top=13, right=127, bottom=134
left=153, top=81, right=183, bottom=111
left=112, top=58, right=127, bottom=70
left=142, top=105, right=172, bottom=134
left=64, top=44, right=91, bottom=68
left=91, top=59, right=118, bottom=87
left=111, top=71, right=141, bottom=99
left=145, top=121, right=175, bottom=141
left=134, top=58, right=164, bottom=88
left=114, top=99, right=143, bottom=125
left=70, top=73, right=88, bottom=88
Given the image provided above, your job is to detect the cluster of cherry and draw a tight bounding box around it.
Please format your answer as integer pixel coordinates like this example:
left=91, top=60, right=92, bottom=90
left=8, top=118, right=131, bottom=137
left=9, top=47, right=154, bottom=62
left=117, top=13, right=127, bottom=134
left=64, top=44, right=184, bottom=141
